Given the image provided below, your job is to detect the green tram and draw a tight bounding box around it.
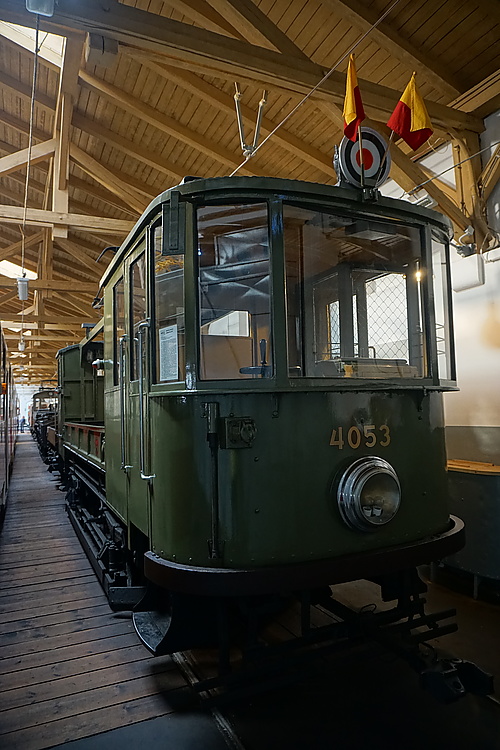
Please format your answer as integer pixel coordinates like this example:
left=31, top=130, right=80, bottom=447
left=61, top=176, right=471, bottom=686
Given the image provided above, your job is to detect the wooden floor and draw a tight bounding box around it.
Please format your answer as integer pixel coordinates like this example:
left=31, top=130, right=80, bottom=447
left=0, top=435, right=191, bottom=750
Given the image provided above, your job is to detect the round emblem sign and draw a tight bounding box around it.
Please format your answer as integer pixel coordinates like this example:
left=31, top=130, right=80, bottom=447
left=338, top=127, right=391, bottom=188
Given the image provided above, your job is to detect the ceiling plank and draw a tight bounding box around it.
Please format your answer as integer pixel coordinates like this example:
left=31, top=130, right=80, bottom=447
left=451, top=70, right=500, bottom=118
left=0, top=0, right=479, bottom=131
left=72, top=111, right=184, bottom=181
left=0, top=111, right=49, bottom=142
left=54, top=237, right=103, bottom=277
left=321, top=0, right=464, bottom=100
left=78, top=70, right=264, bottom=175
left=205, top=0, right=308, bottom=56
left=164, top=0, right=244, bottom=39
left=0, top=205, right=134, bottom=233
left=116, top=43, right=480, bottom=136
left=0, top=231, right=45, bottom=262
left=122, top=51, right=337, bottom=182
left=0, top=69, right=56, bottom=112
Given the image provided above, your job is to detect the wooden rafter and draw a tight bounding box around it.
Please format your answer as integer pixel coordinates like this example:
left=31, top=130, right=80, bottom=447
left=0, top=0, right=481, bottom=131
left=72, top=112, right=184, bottom=182
left=0, top=205, right=134, bottom=233
left=70, top=144, right=148, bottom=214
left=78, top=70, right=267, bottom=176
left=122, top=50, right=338, bottom=182
left=0, top=277, right=97, bottom=292
left=201, top=0, right=308, bottom=56
left=320, top=0, right=465, bottom=100
left=479, top=145, right=500, bottom=203
left=0, top=139, right=57, bottom=178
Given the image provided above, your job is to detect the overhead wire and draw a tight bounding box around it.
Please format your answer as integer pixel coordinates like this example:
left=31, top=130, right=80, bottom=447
left=229, top=0, right=403, bottom=176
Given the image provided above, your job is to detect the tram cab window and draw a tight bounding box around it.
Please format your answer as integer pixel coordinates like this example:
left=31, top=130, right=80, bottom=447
left=130, top=252, right=146, bottom=381
left=112, top=278, right=125, bottom=386
left=197, top=203, right=272, bottom=380
left=431, top=234, right=453, bottom=381
left=283, top=205, right=437, bottom=380
left=153, top=225, right=185, bottom=383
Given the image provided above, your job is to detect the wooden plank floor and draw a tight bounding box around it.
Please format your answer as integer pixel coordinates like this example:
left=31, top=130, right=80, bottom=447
left=0, top=435, right=191, bottom=750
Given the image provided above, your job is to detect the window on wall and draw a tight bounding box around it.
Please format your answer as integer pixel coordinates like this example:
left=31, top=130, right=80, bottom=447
left=153, top=224, right=185, bottom=383
left=130, top=251, right=146, bottom=381
left=112, top=278, right=125, bottom=386
left=197, top=203, right=272, bottom=380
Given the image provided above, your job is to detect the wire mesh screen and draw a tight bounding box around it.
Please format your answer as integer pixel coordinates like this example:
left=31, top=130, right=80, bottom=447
left=366, top=273, right=409, bottom=360
left=327, top=300, right=340, bottom=358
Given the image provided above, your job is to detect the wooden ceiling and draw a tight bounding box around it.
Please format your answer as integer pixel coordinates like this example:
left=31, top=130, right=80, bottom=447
left=0, top=0, right=499, bottom=382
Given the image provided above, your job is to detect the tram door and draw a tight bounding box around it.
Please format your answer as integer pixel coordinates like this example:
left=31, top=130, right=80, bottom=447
left=123, top=243, right=154, bottom=543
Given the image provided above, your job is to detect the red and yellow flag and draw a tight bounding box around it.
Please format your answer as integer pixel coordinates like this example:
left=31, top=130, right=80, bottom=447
left=387, top=73, right=433, bottom=150
left=343, top=55, right=365, bottom=142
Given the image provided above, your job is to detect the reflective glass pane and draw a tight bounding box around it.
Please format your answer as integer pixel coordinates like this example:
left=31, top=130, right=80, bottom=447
left=432, top=235, right=453, bottom=380
left=130, top=252, right=146, bottom=381
left=113, top=278, right=125, bottom=386
left=284, top=204, right=426, bottom=379
left=198, top=204, right=272, bottom=380
left=154, top=225, right=185, bottom=383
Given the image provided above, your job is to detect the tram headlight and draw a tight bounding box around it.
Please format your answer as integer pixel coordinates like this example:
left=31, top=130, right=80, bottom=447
left=337, top=457, right=401, bottom=532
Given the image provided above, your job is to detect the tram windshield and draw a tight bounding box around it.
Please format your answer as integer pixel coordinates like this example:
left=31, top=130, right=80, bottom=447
left=283, top=204, right=451, bottom=380
left=197, top=203, right=272, bottom=380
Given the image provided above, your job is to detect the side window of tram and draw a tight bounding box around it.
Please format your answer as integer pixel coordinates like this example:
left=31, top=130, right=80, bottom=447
left=130, top=253, right=146, bottom=381
left=197, top=203, right=272, bottom=380
left=153, top=225, right=185, bottom=383
left=113, top=278, right=125, bottom=386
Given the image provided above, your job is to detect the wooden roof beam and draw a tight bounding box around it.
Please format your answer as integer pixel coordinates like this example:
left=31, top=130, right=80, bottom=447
left=72, top=111, right=184, bottom=182
left=0, top=278, right=97, bottom=292
left=122, top=50, right=338, bottom=182
left=164, top=0, right=245, bottom=39
left=0, top=0, right=482, bottom=131
left=78, top=71, right=266, bottom=176
left=321, top=0, right=465, bottom=100
left=0, top=231, right=45, bottom=262
left=1, top=318, right=88, bottom=328
left=54, top=237, right=104, bottom=278
left=114, top=43, right=479, bottom=136
left=0, top=139, right=57, bottom=178
left=0, top=204, right=134, bottom=234
left=70, top=144, right=148, bottom=214
left=52, top=291, right=96, bottom=318
left=0, top=111, right=49, bottom=143
left=202, top=0, right=308, bottom=56
left=451, top=71, right=500, bottom=118
left=479, top=144, right=500, bottom=203
left=0, top=69, right=56, bottom=112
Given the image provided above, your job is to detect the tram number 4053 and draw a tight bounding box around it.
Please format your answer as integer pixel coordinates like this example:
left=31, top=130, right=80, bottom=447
left=329, top=425, right=391, bottom=450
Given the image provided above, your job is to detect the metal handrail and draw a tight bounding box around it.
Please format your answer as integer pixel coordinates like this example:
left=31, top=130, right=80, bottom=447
left=137, top=321, right=155, bottom=481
